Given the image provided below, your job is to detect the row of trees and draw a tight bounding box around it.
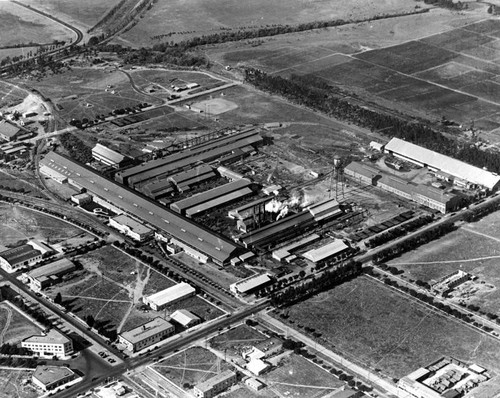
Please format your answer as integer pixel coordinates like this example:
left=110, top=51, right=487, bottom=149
left=59, top=132, right=93, bottom=164
left=417, top=0, right=468, bottom=10
left=245, top=69, right=500, bottom=174
left=365, top=215, right=433, bottom=248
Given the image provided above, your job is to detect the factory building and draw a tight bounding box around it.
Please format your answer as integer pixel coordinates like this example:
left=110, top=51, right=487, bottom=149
left=228, top=197, right=272, bottom=233
left=118, top=317, right=174, bottom=352
left=140, top=179, right=175, bottom=200
left=344, top=161, right=381, bottom=185
left=307, top=198, right=342, bottom=222
left=143, top=282, right=196, bottom=311
left=302, top=239, right=351, bottom=264
left=39, top=152, right=247, bottom=265
left=217, top=166, right=245, bottom=181
left=230, top=273, right=272, bottom=295
left=92, top=143, right=132, bottom=168
left=272, top=234, right=320, bottom=262
left=25, top=258, right=76, bottom=291
left=0, top=244, right=43, bottom=273
left=0, top=120, right=23, bottom=141
left=22, top=329, right=73, bottom=358
left=109, top=214, right=154, bottom=242
left=168, top=164, right=216, bottom=192
left=384, top=138, right=500, bottom=191
left=194, top=370, right=237, bottom=398
left=171, top=179, right=254, bottom=217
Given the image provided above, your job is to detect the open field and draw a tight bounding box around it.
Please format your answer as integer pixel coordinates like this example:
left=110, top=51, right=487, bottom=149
left=264, top=353, right=345, bottom=398
left=0, top=203, right=91, bottom=248
left=119, top=0, right=419, bottom=47
left=210, top=324, right=267, bottom=356
left=0, top=1, right=75, bottom=48
left=388, top=212, right=500, bottom=315
left=152, top=346, right=233, bottom=390
left=0, top=303, right=42, bottom=345
left=0, top=82, right=27, bottom=108
left=17, top=67, right=162, bottom=123
left=279, top=276, right=500, bottom=392
left=0, top=369, right=39, bottom=398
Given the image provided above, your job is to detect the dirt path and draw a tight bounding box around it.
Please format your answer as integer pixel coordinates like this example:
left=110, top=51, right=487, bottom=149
left=0, top=305, right=13, bottom=345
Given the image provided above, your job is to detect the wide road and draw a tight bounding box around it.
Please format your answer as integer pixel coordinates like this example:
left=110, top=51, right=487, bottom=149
left=53, top=301, right=268, bottom=398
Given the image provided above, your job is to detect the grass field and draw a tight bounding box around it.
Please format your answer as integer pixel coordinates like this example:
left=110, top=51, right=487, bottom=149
left=152, top=346, right=233, bottom=390
left=264, top=353, right=345, bottom=398
left=279, top=276, right=500, bottom=390
left=119, top=0, right=419, bottom=46
left=0, top=303, right=42, bottom=345
left=0, top=82, right=27, bottom=108
left=0, top=1, right=74, bottom=48
left=0, top=203, right=90, bottom=248
left=0, top=369, right=39, bottom=398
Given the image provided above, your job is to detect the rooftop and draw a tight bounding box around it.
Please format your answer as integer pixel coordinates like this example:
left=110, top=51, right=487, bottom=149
left=385, top=137, right=500, bottom=190
left=170, top=309, right=200, bottom=326
left=0, top=121, right=21, bottom=138
left=196, top=370, right=236, bottom=393
left=344, top=161, right=380, bottom=179
left=120, top=317, right=173, bottom=344
left=185, top=187, right=253, bottom=217
left=0, top=244, right=41, bottom=265
left=303, top=239, right=349, bottom=263
left=27, top=258, right=75, bottom=280
left=111, top=214, right=152, bottom=235
left=231, top=273, right=272, bottom=294
left=33, top=366, right=74, bottom=386
left=23, top=329, right=70, bottom=345
left=145, top=282, right=195, bottom=306
left=92, top=143, right=127, bottom=164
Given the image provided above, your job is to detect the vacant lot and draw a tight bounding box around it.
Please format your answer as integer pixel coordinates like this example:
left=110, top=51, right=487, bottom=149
left=152, top=346, right=233, bottom=390
left=0, top=369, right=39, bottom=398
left=0, top=82, right=27, bottom=108
left=0, top=2, right=74, bottom=48
left=210, top=324, right=267, bottom=356
left=120, top=0, right=419, bottom=46
left=280, top=276, right=500, bottom=389
left=0, top=303, right=42, bottom=345
left=264, top=353, right=344, bottom=398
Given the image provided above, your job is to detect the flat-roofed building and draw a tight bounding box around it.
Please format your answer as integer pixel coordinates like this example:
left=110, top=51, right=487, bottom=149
left=71, top=192, right=92, bottom=205
left=143, top=282, right=196, bottom=311
left=303, top=239, right=350, bottom=264
left=247, top=359, right=270, bottom=376
left=118, top=317, right=174, bottom=352
left=0, top=244, right=43, bottom=273
left=32, top=366, right=75, bottom=391
left=92, top=143, right=131, bottom=168
left=0, top=121, right=23, bottom=141
left=307, top=198, right=342, bottom=222
left=25, top=258, right=76, bottom=291
left=272, top=234, right=320, bottom=262
left=109, top=214, right=153, bottom=242
left=194, top=370, right=237, bottom=398
left=171, top=179, right=253, bottom=216
left=245, top=378, right=265, bottom=391
left=170, top=309, right=201, bottom=328
left=22, top=329, right=73, bottom=358
left=344, top=161, right=380, bottom=185
left=230, top=273, right=272, bottom=295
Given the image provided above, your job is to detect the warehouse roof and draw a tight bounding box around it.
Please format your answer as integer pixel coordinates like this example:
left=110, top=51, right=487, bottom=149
left=171, top=179, right=252, bottom=213
left=39, top=152, right=243, bottom=264
left=303, top=239, right=349, bottom=263
left=111, top=214, right=152, bottom=235
left=272, top=234, right=320, bottom=261
left=0, top=121, right=21, bottom=139
left=231, top=273, right=272, bottom=294
left=27, top=258, right=75, bottom=280
left=33, top=366, right=74, bottom=387
left=186, top=187, right=253, bottom=217
left=145, top=282, right=195, bottom=307
left=120, top=317, right=173, bottom=344
left=385, top=138, right=500, bottom=190
left=0, top=244, right=41, bottom=266
left=170, top=309, right=200, bottom=327
left=307, top=198, right=342, bottom=221
left=92, top=143, right=127, bottom=165
left=344, top=161, right=380, bottom=179
left=168, top=164, right=214, bottom=185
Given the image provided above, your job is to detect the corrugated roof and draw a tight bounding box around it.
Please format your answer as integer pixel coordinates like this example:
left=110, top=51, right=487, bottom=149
left=272, top=234, right=320, bottom=260
left=120, top=317, right=173, bottom=344
left=0, top=244, right=41, bottom=265
left=168, top=164, right=214, bottom=185
left=145, top=282, right=195, bottom=307
left=232, top=274, right=272, bottom=294
left=385, top=138, right=500, bottom=190
left=186, top=187, right=253, bottom=217
left=92, top=143, right=126, bottom=165
left=27, top=258, right=75, bottom=280
left=171, top=179, right=252, bottom=213
left=303, top=239, right=349, bottom=263
left=39, top=152, right=243, bottom=264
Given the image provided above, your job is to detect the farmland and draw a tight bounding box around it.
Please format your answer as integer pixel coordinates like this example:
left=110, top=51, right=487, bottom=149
left=388, top=210, right=500, bottom=315
left=0, top=369, right=39, bottom=398
left=152, top=346, right=233, bottom=391
left=119, top=0, right=419, bottom=47
left=277, top=275, right=500, bottom=394
left=0, top=303, right=42, bottom=345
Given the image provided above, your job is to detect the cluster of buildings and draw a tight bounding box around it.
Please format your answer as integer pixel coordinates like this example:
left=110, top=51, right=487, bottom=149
left=348, top=138, right=500, bottom=214
left=0, top=141, right=29, bottom=162
left=23, top=258, right=76, bottom=291
left=430, top=270, right=472, bottom=297
left=398, top=358, right=489, bottom=398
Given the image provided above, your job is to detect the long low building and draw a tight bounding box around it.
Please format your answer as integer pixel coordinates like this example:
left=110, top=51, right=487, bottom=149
left=194, top=370, right=237, bottom=398
left=385, top=137, right=500, bottom=190
left=171, top=179, right=253, bottom=215
left=109, top=214, right=154, bottom=242
left=307, top=198, right=342, bottom=222
left=25, top=258, right=76, bottom=291
left=344, top=161, right=380, bottom=185
left=118, top=317, right=174, bottom=352
left=0, top=244, right=43, bottom=273
left=230, top=273, right=272, bottom=295
left=272, top=234, right=320, bottom=262
left=303, top=239, right=351, bottom=263
left=39, top=152, right=248, bottom=265
left=92, top=143, right=131, bottom=168
left=143, top=282, right=196, bottom=311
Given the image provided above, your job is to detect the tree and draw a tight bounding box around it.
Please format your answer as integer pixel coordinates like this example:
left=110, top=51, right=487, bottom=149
left=54, top=292, right=62, bottom=305
left=86, top=315, right=95, bottom=328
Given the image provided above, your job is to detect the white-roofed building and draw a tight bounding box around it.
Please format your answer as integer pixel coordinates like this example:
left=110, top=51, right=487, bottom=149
left=303, top=239, right=350, bottom=264
left=370, top=141, right=385, bottom=152
left=143, top=282, right=196, bottom=311
left=247, top=359, right=270, bottom=376
left=170, top=309, right=201, bottom=328
left=118, top=317, right=174, bottom=352
left=230, top=273, right=272, bottom=295
left=194, top=370, right=237, bottom=398
left=92, top=143, right=131, bottom=168
left=307, top=198, right=342, bottom=222
left=109, top=214, right=153, bottom=242
left=22, top=329, right=73, bottom=358
left=385, top=138, right=500, bottom=190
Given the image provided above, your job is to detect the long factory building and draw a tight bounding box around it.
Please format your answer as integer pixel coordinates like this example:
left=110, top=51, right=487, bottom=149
left=39, top=151, right=249, bottom=265
left=115, top=127, right=262, bottom=187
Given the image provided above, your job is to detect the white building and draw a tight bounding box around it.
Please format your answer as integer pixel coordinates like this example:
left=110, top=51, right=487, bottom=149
left=143, top=283, right=196, bottom=311
left=247, top=359, right=270, bottom=375
left=230, top=274, right=272, bottom=295
left=302, top=239, right=350, bottom=264
left=109, top=214, right=153, bottom=242
left=0, top=244, right=43, bottom=273
left=170, top=309, right=201, bottom=328
left=22, top=329, right=73, bottom=358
